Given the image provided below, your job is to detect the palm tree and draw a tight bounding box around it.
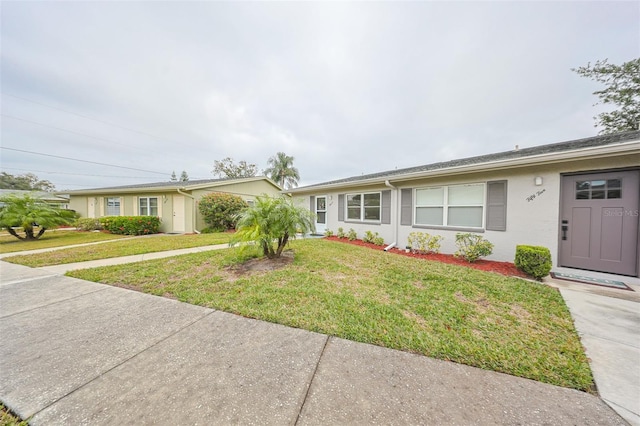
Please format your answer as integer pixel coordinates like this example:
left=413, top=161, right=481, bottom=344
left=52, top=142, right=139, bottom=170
left=0, top=193, right=77, bottom=240
left=264, top=152, right=300, bottom=189
left=231, top=195, right=315, bottom=258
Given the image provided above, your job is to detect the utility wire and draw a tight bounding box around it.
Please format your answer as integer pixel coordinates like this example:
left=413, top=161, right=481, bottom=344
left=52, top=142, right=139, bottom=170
left=1, top=92, right=174, bottom=143
left=1, top=114, right=151, bottom=153
left=1, top=147, right=168, bottom=175
left=0, top=166, right=162, bottom=179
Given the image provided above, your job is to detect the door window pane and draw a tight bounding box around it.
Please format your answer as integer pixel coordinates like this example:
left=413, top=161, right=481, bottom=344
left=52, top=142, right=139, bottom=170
left=317, top=212, right=326, bottom=224
left=316, top=198, right=326, bottom=211
left=575, top=178, right=623, bottom=199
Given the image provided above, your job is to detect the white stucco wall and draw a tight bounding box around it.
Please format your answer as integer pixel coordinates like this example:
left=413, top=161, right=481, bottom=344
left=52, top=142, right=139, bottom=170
left=297, top=153, right=640, bottom=268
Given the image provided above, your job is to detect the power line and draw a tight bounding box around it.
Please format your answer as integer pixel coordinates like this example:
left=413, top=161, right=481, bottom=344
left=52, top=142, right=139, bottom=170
left=0, top=166, right=162, bottom=179
left=1, top=114, right=150, bottom=153
left=1, top=146, right=168, bottom=175
left=1, top=92, right=174, bottom=143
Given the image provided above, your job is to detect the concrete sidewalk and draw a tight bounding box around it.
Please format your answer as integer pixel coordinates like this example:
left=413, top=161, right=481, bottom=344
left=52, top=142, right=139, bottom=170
left=0, top=261, right=627, bottom=425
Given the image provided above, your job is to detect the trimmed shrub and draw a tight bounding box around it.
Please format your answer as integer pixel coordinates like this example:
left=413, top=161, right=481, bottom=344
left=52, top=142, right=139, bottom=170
left=347, top=228, right=358, bottom=241
left=100, top=216, right=161, bottom=235
left=363, top=230, right=385, bottom=246
left=407, top=231, right=443, bottom=254
left=454, top=233, right=494, bottom=262
left=76, top=218, right=102, bottom=231
left=515, top=245, right=552, bottom=280
left=325, top=229, right=334, bottom=237
left=336, top=227, right=346, bottom=238
left=198, top=192, right=248, bottom=232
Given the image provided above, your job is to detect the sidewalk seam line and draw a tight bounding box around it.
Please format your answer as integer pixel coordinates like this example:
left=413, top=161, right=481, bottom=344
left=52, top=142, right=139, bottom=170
left=579, top=332, right=640, bottom=350
left=294, top=335, right=330, bottom=426
left=30, top=309, right=217, bottom=420
left=0, top=287, right=110, bottom=319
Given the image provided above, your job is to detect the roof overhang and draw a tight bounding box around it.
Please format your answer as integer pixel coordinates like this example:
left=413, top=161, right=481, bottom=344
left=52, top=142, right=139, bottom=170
left=288, top=139, right=640, bottom=194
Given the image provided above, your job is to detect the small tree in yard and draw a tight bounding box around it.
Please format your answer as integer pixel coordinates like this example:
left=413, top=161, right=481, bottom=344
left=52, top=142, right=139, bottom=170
left=0, top=193, right=76, bottom=240
left=232, top=195, right=315, bottom=259
left=198, top=192, right=248, bottom=232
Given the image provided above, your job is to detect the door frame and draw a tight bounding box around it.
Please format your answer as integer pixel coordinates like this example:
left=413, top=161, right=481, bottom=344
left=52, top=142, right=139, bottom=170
left=558, top=168, right=640, bottom=277
left=315, top=195, right=328, bottom=235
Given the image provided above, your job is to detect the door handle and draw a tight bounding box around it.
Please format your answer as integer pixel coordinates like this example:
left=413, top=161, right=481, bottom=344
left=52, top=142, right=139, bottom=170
left=561, top=220, right=568, bottom=240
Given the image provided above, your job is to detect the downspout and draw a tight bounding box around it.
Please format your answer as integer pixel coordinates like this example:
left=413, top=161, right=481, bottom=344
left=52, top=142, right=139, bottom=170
left=384, top=180, right=398, bottom=251
left=177, top=188, right=200, bottom=234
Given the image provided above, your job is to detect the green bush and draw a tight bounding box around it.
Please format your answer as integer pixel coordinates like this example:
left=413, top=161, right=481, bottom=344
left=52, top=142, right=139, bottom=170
left=337, top=227, right=345, bottom=238
left=363, top=230, right=375, bottom=244
left=363, top=230, right=385, bottom=246
left=75, top=218, right=102, bottom=231
left=325, top=229, right=334, bottom=237
left=347, top=228, right=358, bottom=241
left=198, top=192, right=248, bottom=232
left=100, top=216, right=161, bottom=235
left=515, top=245, right=552, bottom=280
left=200, top=227, right=216, bottom=234
left=454, top=233, right=494, bottom=262
left=407, top=231, right=443, bottom=254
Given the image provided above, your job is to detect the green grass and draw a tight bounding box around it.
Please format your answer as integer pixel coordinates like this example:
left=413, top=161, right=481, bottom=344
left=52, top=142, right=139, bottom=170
left=0, top=403, right=27, bottom=426
left=0, top=229, right=128, bottom=254
left=67, top=239, right=594, bottom=392
left=3, top=232, right=234, bottom=267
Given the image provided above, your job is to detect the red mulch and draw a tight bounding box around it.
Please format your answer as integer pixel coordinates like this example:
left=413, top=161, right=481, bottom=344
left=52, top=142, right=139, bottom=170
left=324, top=236, right=528, bottom=278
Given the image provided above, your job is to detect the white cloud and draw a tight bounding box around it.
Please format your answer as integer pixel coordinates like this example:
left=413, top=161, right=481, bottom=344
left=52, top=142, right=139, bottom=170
left=1, top=1, right=638, bottom=189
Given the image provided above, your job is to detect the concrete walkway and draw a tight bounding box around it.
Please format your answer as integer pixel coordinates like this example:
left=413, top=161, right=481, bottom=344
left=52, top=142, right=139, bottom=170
left=0, top=252, right=636, bottom=424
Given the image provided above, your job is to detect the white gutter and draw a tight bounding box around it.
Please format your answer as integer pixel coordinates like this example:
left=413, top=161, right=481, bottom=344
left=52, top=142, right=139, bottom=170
left=177, top=188, right=200, bottom=234
left=384, top=179, right=398, bottom=251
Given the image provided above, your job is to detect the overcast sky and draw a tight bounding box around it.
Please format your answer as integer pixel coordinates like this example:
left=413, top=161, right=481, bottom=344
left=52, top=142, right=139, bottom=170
left=1, top=1, right=638, bottom=191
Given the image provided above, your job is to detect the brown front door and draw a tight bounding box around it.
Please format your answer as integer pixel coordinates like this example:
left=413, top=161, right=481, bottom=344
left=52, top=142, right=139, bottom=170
left=560, top=171, right=639, bottom=276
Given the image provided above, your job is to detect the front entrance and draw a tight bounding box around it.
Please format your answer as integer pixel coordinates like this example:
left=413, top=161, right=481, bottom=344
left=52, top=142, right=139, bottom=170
left=560, top=170, right=639, bottom=276
left=172, top=195, right=185, bottom=233
left=315, top=196, right=327, bottom=235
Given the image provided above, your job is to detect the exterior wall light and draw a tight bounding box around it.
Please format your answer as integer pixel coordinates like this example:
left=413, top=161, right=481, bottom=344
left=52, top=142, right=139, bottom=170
left=534, top=176, right=543, bottom=186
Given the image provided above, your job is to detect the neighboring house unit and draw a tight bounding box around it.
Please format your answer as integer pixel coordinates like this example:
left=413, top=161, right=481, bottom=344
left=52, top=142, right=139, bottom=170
left=64, top=177, right=282, bottom=234
left=0, top=189, right=70, bottom=209
left=289, top=131, right=640, bottom=277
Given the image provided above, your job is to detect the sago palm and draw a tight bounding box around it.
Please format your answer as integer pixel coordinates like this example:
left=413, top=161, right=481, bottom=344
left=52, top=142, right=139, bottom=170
left=0, top=193, right=76, bottom=240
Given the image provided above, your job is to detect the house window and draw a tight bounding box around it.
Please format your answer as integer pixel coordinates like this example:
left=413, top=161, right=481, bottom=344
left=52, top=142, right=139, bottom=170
left=576, top=179, right=621, bottom=200
left=105, top=197, right=120, bottom=216
left=346, top=192, right=381, bottom=221
left=139, top=197, right=158, bottom=216
left=415, top=184, right=484, bottom=228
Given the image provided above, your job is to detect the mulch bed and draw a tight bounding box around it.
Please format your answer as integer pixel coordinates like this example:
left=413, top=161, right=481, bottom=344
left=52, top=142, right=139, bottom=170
left=324, top=236, right=529, bottom=278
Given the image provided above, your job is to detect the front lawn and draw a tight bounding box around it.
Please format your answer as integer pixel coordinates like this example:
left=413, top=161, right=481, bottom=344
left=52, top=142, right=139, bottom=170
left=67, top=238, right=593, bottom=392
left=0, top=230, right=127, bottom=254
left=3, top=232, right=234, bottom=267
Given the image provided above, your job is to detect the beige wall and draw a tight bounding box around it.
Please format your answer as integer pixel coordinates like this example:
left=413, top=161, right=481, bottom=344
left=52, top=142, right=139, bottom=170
left=69, top=179, right=282, bottom=234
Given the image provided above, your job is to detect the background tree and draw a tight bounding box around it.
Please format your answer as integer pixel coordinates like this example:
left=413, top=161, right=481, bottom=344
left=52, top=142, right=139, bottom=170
left=231, top=195, right=315, bottom=258
left=198, top=192, right=248, bottom=231
left=170, top=171, right=178, bottom=182
left=180, top=170, right=189, bottom=182
left=264, top=152, right=300, bottom=189
left=0, top=193, right=76, bottom=240
left=212, top=157, right=258, bottom=179
left=0, top=172, right=55, bottom=191
left=572, top=58, right=640, bottom=134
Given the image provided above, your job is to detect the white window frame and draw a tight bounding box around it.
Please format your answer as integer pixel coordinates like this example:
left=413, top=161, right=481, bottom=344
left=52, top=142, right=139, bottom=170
left=414, top=183, right=485, bottom=229
left=139, top=196, right=159, bottom=217
left=345, top=191, right=381, bottom=222
left=105, top=197, right=121, bottom=216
